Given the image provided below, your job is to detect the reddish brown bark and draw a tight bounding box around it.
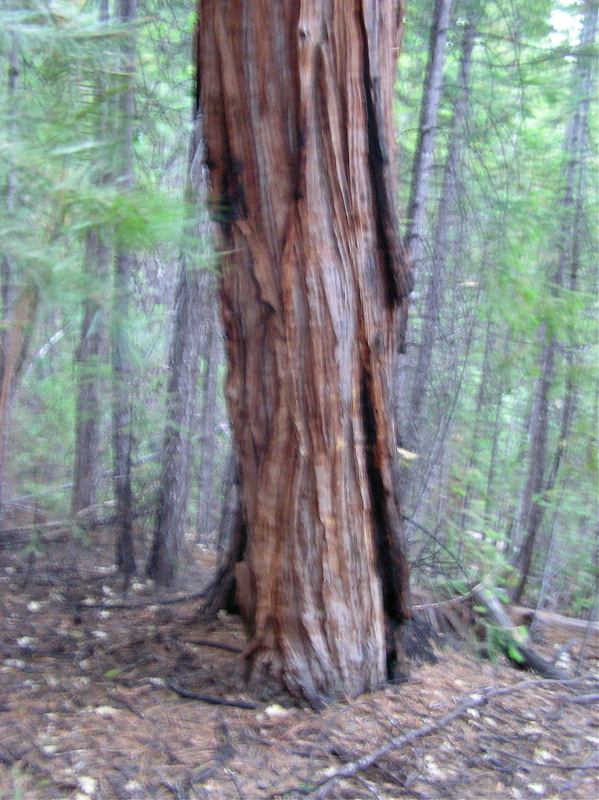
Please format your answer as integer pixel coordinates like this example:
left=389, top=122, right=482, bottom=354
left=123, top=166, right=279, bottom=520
left=198, top=0, right=412, bottom=703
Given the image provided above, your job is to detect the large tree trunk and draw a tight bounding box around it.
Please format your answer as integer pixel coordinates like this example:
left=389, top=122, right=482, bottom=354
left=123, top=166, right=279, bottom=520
left=198, top=0, right=413, bottom=703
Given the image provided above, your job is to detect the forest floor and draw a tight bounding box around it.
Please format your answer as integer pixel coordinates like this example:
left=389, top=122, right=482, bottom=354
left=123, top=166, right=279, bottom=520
left=0, top=507, right=597, bottom=800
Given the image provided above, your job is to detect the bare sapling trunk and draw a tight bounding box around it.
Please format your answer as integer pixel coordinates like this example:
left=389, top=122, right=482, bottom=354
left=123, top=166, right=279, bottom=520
left=146, top=107, right=217, bottom=586
left=146, top=254, right=210, bottom=585
left=112, top=250, right=135, bottom=580
left=195, top=299, right=224, bottom=543
left=72, top=231, right=110, bottom=518
left=72, top=0, right=110, bottom=518
left=112, top=0, right=136, bottom=582
left=405, top=0, right=455, bottom=272
left=511, top=336, right=555, bottom=604
left=0, top=36, right=40, bottom=512
left=199, top=0, right=413, bottom=703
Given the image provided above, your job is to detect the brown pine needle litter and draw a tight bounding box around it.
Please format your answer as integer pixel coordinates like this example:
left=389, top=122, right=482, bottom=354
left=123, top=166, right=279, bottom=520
left=1, top=524, right=597, bottom=799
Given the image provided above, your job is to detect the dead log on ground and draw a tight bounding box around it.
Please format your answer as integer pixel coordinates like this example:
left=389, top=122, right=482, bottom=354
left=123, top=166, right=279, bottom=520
left=510, top=604, right=599, bottom=661
left=472, top=586, right=569, bottom=679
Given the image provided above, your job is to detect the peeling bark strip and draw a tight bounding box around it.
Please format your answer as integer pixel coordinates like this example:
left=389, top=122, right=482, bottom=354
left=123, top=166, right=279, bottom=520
left=198, top=0, right=412, bottom=702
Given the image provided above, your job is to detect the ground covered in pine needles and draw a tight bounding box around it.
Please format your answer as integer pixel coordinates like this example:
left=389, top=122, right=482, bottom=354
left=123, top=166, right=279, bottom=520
left=0, top=509, right=597, bottom=800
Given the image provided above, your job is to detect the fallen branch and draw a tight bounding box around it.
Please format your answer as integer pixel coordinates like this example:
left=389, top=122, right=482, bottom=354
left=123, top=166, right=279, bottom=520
left=565, top=692, right=599, bottom=705
left=75, top=588, right=209, bottom=611
left=411, top=578, right=486, bottom=610
left=186, top=638, right=243, bottom=654
left=167, top=679, right=257, bottom=710
left=0, top=520, right=64, bottom=534
left=0, top=521, right=70, bottom=549
left=274, top=676, right=591, bottom=800
left=511, top=604, right=599, bottom=661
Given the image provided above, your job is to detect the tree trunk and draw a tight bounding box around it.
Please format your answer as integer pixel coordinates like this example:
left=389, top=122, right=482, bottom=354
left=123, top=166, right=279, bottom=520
left=0, top=36, right=39, bottom=513
left=72, top=0, right=110, bottom=518
left=146, top=104, right=217, bottom=585
left=112, top=0, right=136, bottom=582
left=198, top=0, right=413, bottom=703
left=72, top=230, right=109, bottom=516
left=484, top=332, right=511, bottom=527
left=194, top=299, right=224, bottom=542
left=0, top=36, right=21, bottom=514
left=457, top=315, right=495, bottom=538
left=146, top=255, right=205, bottom=584
left=511, top=334, right=555, bottom=604
left=405, top=0, right=454, bottom=272
left=112, top=250, right=135, bottom=580
left=200, top=449, right=246, bottom=617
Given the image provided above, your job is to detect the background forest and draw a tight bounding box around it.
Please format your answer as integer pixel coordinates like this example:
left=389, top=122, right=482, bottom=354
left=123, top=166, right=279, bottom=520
left=0, top=0, right=597, bottom=618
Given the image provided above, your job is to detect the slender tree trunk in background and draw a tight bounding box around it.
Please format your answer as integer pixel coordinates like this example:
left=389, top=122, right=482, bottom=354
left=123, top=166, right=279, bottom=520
left=199, top=0, right=412, bottom=702
left=146, top=254, right=204, bottom=584
left=405, top=0, right=454, bottom=273
left=484, top=332, right=511, bottom=527
left=0, top=289, right=38, bottom=512
left=511, top=334, right=555, bottom=604
left=457, top=316, right=495, bottom=538
left=511, top=0, right=597, bottom=604
left=195, top=299, right=223, bottom=542
left=200, top=448, right=244, bottom=617
left=113, top=259, right=135, bottom=580
left=146, top=262, right=209, bottom=584
left=0, top=34, right=20, bottom=324
left=1, top=35, right=18, bottom=326
left=72, top=231, right=109, bottom=516
left=0, top=35, right=21, bottom=515
left=400, top=15, right=477, bottom=509
left=146, top=107, right=216, bottom=586
left=484, top=392, right=503, bottom=521
left=0, top=35, right=39, bottom=513
left=410, top=298, right=479, bottom=533
left=112, top=0, right=136, bottom=582
left=72, top=0, right=110, bottom=518
left=532, top=488, right=564, bottom=629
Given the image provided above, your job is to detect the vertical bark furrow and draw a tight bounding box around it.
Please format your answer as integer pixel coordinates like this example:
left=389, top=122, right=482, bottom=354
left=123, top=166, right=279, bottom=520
left=359, top=0, right=413, bottom=306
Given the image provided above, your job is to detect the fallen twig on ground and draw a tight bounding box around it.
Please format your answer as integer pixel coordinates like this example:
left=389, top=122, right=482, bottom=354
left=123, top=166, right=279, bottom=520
left=167, top=679, right=258, bottom=710
left=74, top=589, right=209, bottom=610
left=185, top=638, right=243, bottom=653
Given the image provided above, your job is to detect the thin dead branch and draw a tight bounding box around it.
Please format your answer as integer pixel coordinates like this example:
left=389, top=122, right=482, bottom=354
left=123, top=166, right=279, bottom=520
left=75, top=589, right=210, bottom=611
left=166, top=679, right=257, bottom=710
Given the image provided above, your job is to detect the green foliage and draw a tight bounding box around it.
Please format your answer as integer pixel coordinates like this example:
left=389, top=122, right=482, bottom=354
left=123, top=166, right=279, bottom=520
left=476, top=615, right=527, bottom=665
left=0, top=0, right=201, bottom=517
